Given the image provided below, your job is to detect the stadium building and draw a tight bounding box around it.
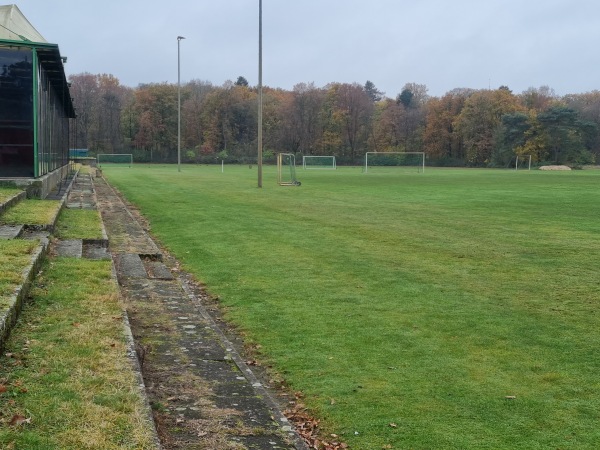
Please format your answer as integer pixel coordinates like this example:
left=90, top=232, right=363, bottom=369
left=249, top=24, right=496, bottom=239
left=0, top=4, right=74, bottom=197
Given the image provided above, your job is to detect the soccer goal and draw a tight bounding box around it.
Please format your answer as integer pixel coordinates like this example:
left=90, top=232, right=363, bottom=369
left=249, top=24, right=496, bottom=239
left=97, top=153, right=133, bottom=168
left=303, top=155, right=336, bottom=170
left=277, top=153, right=301, bottom=186
left=364, top=152, right=425, bottom=173
left=515, top=154, right=532, bottom=171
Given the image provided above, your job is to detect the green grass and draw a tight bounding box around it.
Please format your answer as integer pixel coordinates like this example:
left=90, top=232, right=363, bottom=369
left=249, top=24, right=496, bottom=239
left=0, top=188, right=22, bottom=205
left=0, top=240, right=38, bottom=307
left=0, top=257, right=156, bottom=449
left=104, top=164, right=600, bottom=449
left=0, top=200, right=61, bottom=227
left=55, top=208, right=104, bottom=240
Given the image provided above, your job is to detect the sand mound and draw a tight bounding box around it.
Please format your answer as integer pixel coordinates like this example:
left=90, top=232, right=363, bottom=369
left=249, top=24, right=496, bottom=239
left=539, top=165, right=571, bottom=171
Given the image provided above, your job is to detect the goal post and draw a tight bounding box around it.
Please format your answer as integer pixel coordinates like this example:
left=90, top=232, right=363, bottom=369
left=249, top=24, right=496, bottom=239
left=97, top=153, right=133, bottom=168
left=515, top=154, right=532, bottom=171
left=364, top=152, right=425, bottom=173
left=277, top=153, right=301, bottom=186
left=302, top=155, right=336, bottom=170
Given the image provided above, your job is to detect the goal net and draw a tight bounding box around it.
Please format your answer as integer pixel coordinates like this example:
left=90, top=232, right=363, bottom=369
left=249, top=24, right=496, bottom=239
left=364, top=152, right=425, bottom=173
left=97, top=153, right=133, bottom=168
left=515, top=154, right=532, bottom=171
left=277, top=153, right=301, bottom=186
left=303, top=155, right=336, bottom=170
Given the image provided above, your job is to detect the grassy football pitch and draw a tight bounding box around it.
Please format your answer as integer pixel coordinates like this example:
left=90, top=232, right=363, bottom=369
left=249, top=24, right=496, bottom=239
left=104, top=164, right=600, bottom=449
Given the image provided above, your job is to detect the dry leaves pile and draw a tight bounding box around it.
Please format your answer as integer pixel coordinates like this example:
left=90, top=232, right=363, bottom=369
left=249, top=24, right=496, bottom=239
left=285, top=392, right=349, bottom=450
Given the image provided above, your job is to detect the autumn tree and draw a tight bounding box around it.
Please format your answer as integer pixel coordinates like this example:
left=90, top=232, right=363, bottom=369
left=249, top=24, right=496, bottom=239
left=278, top=83, right=324, bottom=155
left=520, top=86, right=557, bottom=111
left=131, top=83, right=178, bottom=161
left=369, top=99, right=404, bottom=152
left=422, top=90, right=471, bottom=163
left=180, top=80, right=215, bottom=159
left=96, top=74, right=130, bottom=154
left=69, top=73, right=130, bottom=154
left=394, top=83, right=429, bottom=152
left=455, top=88, right=523, bottom=165
left=260, top=87, right=288, bottom=159
left=69, top=73, right=99, bottom=149
left=325, top=83, right=373, bottom=160
left=494, top=111, right=546, bottom=166
left=198, top=82, right=257, bottom=159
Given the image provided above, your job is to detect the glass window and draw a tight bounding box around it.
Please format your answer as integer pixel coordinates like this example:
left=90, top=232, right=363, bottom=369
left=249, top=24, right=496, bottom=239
left=0, top=47, right=33, bottom=177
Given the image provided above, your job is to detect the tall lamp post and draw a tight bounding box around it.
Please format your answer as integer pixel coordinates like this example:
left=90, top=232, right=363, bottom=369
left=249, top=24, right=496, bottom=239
left=177, top=35, right=185, bottom=172
left=257, top=0, right=263, bottom=187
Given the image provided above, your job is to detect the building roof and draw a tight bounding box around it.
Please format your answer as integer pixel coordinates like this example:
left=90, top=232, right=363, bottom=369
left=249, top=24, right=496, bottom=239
left=0, top=4, right=47, bottom=43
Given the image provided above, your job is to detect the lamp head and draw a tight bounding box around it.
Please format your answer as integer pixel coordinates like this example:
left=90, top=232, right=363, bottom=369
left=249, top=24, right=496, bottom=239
left=177, top=36, right=185, bottom=41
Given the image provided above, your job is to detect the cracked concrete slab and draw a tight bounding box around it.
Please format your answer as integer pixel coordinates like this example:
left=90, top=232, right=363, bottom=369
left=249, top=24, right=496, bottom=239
left=115, top=253, right=148, bottom=279
left=82, top=243, right=111, bottom=260
left=54, top=239, right=83, bottom=258
left=143, top=259, right=174, bottom=280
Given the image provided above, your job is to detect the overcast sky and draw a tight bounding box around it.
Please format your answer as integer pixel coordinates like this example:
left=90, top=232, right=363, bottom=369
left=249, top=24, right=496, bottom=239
left=17, top=0, right=600, bottom=98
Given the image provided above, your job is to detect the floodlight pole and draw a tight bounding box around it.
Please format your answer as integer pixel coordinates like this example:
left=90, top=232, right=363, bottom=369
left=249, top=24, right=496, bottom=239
left=177, top=36, right=185, bottom=172
left=257, top=0, right=263, bottom=188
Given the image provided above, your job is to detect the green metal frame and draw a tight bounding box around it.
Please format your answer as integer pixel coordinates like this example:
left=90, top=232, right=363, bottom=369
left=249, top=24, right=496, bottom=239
left=32, top=47, right=39, bottom=177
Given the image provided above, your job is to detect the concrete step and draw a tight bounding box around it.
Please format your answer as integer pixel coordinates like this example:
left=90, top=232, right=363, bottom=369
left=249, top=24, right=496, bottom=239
left=54, top=239, right=83, bottom=258
left=114, top=253, right=148, bottom=280
left=0, top=238, right=49, bottom=352
left=82, top=244, right=111, bottom=260
left=0, top=190, right=27, bottom=215
left=0, top=224, right=24, bottom=240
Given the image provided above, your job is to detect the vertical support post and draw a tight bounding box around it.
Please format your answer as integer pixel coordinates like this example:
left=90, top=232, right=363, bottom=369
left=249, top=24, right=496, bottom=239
left=257, top=0, right=263, bottom=188
left=32, top=49, right=39, bottom=178
left=177, top=36, right=185, bottom=172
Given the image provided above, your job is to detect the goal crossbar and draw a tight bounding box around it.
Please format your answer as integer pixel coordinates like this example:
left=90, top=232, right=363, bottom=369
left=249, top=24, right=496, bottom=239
left=364, top=152, right=425, bottom=173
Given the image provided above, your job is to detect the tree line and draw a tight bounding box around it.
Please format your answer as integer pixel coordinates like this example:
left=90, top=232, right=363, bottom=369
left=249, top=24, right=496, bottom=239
left=69, top=73, right=600, bottom=167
